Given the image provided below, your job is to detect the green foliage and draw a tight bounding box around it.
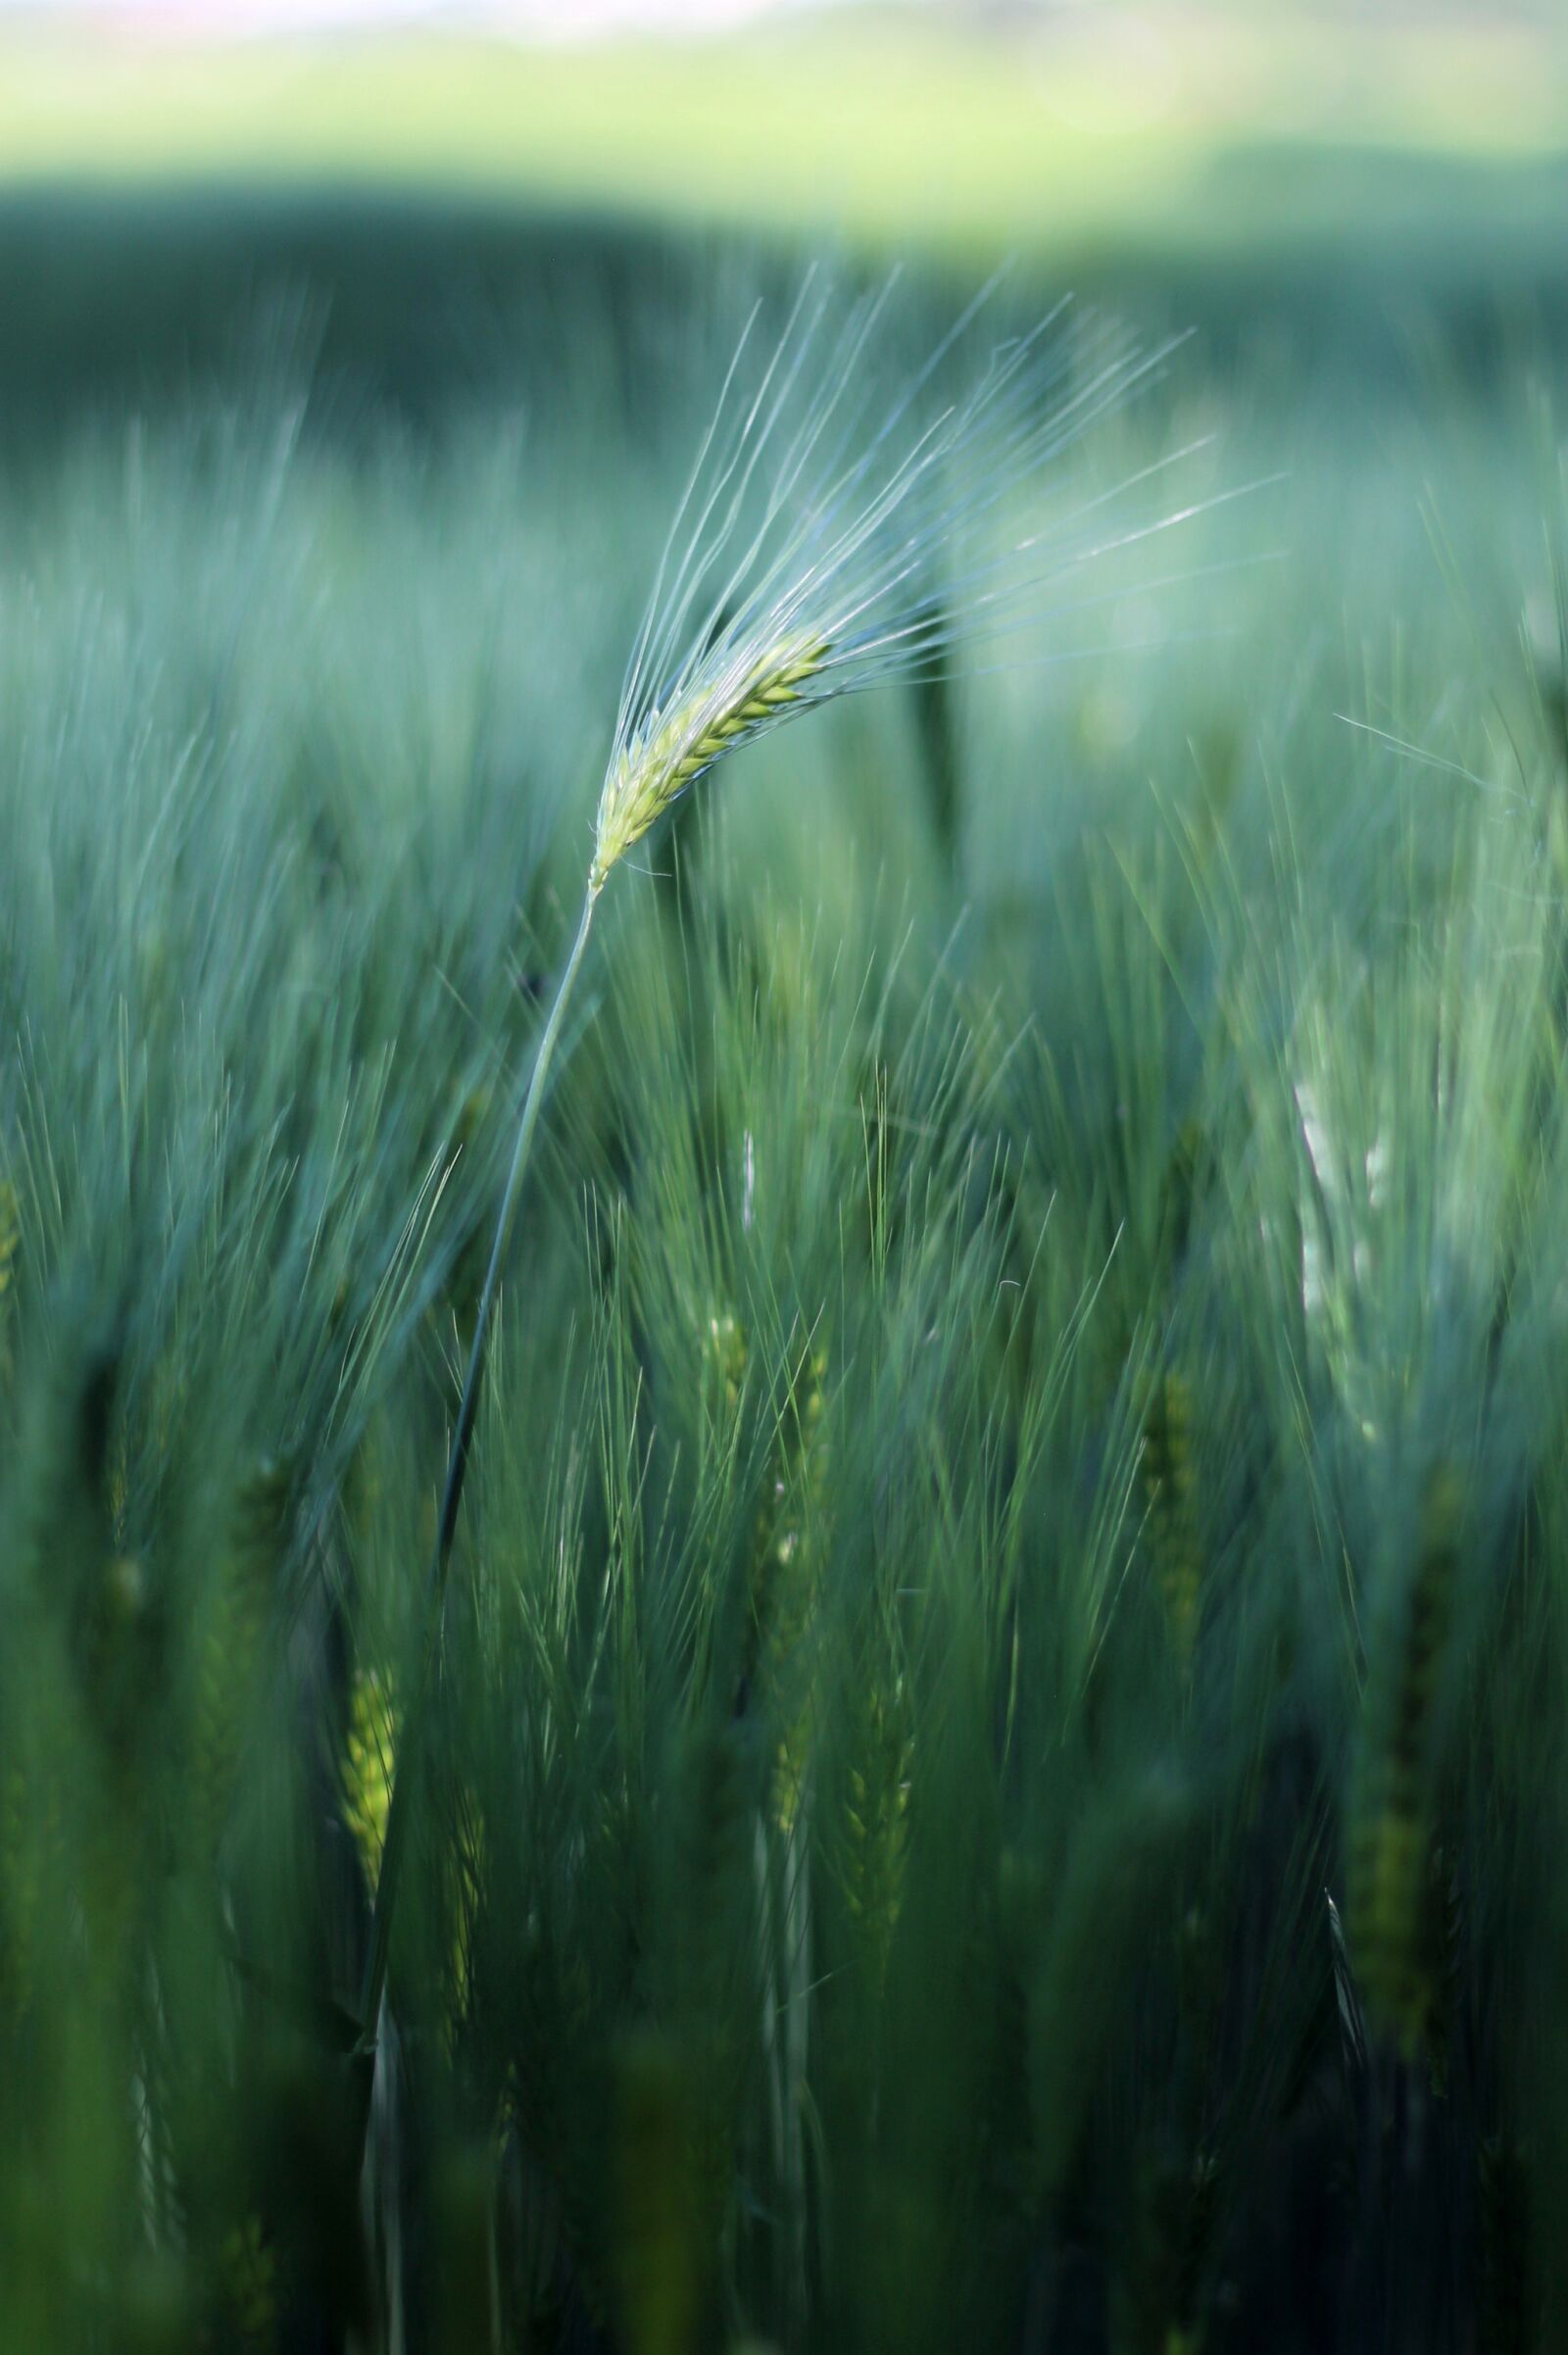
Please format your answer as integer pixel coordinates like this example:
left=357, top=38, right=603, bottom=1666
left=2, top=256, right=1568, bottom=2353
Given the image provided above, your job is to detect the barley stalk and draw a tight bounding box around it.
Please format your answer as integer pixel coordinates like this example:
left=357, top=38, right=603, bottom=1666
left=353, top=630, right=810, bottom=2085
left=354, top=278, right=1182, bottom=2147
left=354, top=886, right=596, bottom=2055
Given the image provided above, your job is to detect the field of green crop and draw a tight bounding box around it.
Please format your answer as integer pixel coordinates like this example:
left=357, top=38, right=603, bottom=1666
left=3, top=171, right=1568, bottom=2352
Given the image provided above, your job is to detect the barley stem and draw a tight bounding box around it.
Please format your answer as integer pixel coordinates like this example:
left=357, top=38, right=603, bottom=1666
left=355, top=880, right=600, bottom=2070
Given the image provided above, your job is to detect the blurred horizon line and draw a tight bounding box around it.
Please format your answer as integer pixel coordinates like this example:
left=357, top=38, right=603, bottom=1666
left=0, top=1, right=1555, bottom=53
left=0, top=0, right=889, bottom=36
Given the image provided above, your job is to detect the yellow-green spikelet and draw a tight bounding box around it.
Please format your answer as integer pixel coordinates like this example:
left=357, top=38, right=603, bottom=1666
left=1142, top=1370, right=1202, bottom=1672
left=1346, top=1463, right=1463, bottom=2054
left=702, top=1305, right=748, bottom=1432
left=343, top=1667, right=398, bottom=1900
left=593, top=635, right=826, bottom=891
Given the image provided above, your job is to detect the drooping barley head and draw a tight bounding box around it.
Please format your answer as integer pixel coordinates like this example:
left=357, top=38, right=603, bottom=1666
left=591, top=634, right=826, bottom=893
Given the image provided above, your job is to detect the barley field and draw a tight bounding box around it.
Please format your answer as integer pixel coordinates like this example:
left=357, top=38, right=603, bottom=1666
left=2, top=149, right=1568, bottom=2355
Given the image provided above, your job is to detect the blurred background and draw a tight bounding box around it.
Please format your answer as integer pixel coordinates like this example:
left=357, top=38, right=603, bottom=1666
left=0, top=0, right=1562, bottom=429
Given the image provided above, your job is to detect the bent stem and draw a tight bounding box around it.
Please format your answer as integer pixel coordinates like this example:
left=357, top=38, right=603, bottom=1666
left=353, top=880, right=601, bottom=2085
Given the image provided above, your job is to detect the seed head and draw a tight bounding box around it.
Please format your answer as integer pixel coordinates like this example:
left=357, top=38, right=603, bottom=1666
left=592, top=631, right=826, bottom=892
left=589, top=272, right=1199, bottom=899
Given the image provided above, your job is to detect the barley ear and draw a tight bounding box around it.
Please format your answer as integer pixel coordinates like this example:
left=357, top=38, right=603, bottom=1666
left=1346, top=1463, right=1463, bottom=2056
left=343, top=1667, right=399, bottom=1903
left=591, top=635, right=826, bottom=893
left=1142, top=1368, right=1202, bottom=1674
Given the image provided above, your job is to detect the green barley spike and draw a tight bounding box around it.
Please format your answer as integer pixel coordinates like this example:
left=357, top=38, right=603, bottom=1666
left=701, top=1304, right=748, bottom=1433
left=592, top=635, right=826, bottom=892
left=1346, top=1462, right=1463, bottom=2056
left=1142, top=1370, right=1202, bottom=1673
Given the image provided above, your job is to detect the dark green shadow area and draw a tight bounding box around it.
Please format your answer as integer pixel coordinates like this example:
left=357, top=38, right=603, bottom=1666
left=1, top=147, right=1565, bottom=444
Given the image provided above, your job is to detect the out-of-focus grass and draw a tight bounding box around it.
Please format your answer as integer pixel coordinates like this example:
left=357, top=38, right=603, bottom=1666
left=1, top=10, right=1565, bottom=259
left=4, top=263, right=1568, bottom=2346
